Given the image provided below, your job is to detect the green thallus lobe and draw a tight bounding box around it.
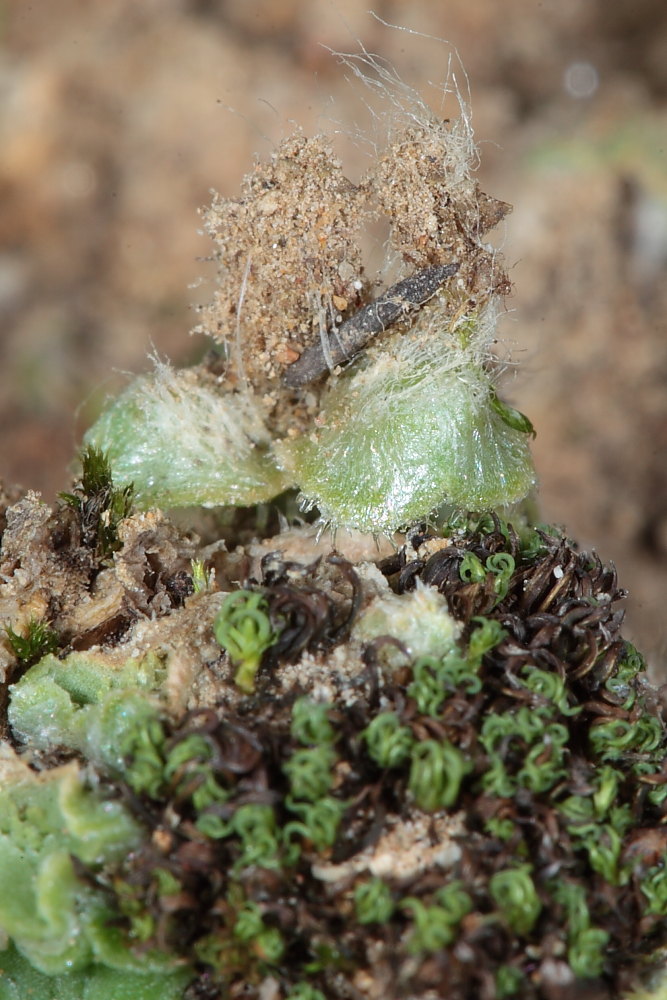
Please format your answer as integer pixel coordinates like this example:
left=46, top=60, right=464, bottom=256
left=86, top=309, right=535, bottom=533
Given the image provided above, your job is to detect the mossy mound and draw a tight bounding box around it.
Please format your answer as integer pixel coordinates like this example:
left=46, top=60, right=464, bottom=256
left=1, top=498, right=666, bottom=1000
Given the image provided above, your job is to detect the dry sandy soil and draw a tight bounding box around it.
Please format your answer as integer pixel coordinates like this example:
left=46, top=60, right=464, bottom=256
left=1, top=0, right=666, bottom=668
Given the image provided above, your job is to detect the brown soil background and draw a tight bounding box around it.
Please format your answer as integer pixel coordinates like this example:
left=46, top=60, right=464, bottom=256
left=1, top=0, right=666, bottom=671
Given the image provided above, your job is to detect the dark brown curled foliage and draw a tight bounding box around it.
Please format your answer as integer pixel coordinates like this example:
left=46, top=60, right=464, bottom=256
left=381, top=523, right=628, bottom=697
left=165, top=569, right=196, bottom=607
left=168, top=709, right=265, bottom=778
left=259, top=553, right=361, bottom=665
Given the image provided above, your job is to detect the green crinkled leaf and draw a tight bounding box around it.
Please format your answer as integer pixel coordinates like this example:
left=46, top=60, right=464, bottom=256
left=11, top=849, right=91, bottom=975
left=84, top=907, right=178, bottom=975
left=0, top=943, right=192, bottom=1000
left=57, top=765, right=144, bottom=865
left=0, top=759, right=143, bottom=976
left=2, top=653, right=187, bottom=978
left=8, top=651, right=166, bottom=773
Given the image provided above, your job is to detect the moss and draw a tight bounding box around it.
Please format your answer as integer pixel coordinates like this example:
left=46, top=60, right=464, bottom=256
left=1, top=511, right=665, bottom=998
left=354, top=878, right=396, bottom=925
left=4, top=618, right=59, bottom=670
left=489, top=865, right=542, bottom=937
left=401, top=882, right=473, bottom=954
left=213, top=589, right=279, bottom=693
left=59, top=444, right=134, bottom=558
left=363, top=712, right=414, bottom=769
left=408, top=738, right=472, bottom=811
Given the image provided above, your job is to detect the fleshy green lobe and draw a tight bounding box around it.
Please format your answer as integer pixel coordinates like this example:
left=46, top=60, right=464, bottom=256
left=0, top=943, right=191, bottom=1000
left=278, top=358, right=536, bottom=534
left=1, top=652, right=192, bottom=985
left=85, top=366, right=289, bottom=509
left=8, top=651, right=166, bottom=773
left=0, top=757, right=145, bottom=975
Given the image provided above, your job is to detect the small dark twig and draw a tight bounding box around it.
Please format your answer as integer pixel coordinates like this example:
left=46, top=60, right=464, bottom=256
left=282, top=262, right=460, bottom=388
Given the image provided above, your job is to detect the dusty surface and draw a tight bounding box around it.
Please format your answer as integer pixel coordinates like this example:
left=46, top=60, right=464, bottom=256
left=1, top=0, right=666, bottom=664
left=0, top=493, right=199, bottom=685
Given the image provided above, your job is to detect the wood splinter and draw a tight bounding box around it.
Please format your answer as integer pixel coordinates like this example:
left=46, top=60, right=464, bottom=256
left=282, top=262, right=460, bottom=389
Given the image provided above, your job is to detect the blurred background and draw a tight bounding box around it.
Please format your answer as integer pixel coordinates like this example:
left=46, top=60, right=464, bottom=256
left=1, top=0, right=666, bottom=670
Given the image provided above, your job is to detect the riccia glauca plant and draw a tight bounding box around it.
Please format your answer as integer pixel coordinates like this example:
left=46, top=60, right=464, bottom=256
left=0, top=48, right=666, bottom=1000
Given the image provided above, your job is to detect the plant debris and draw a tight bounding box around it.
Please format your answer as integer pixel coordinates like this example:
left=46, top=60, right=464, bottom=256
left=282, top=263, right=461, bottom=387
